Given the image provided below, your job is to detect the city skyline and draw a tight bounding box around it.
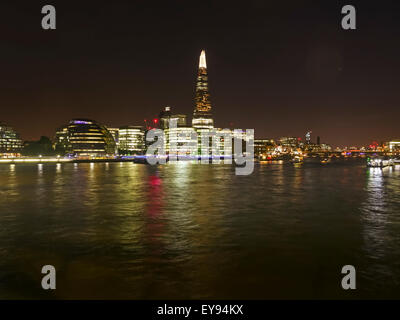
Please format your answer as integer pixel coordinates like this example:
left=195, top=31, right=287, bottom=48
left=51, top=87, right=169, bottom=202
left=2, top=1, right=400, bottom=303
left=1, top=1, right=399, bottom=147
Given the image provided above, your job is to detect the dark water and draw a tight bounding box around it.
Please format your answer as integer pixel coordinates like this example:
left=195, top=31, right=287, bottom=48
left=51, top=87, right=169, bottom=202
left=0, top=161, right=399, bottom=299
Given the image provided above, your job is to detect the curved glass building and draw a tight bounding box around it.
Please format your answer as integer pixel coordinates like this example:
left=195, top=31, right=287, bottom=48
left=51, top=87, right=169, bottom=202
left=0, top=123, right=23, bottom=157
left=66, top=119, right=116, bottom=158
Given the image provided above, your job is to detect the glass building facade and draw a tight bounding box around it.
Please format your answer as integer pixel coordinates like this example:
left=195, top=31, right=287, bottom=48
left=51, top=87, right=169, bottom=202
left=159, top=106, right=188, bottom=130
left=54, top=125, right=69, bottom=154
left=107, top=127, right=120, bottom=149
left=164, top=127, right=197, bottom=157
left=388, top=140, right=400, bottom=152
left=0, top=123, right=23, bottom=157
left=118, top=126, right=145, bottom=155
left=280, top=137, right=300, bottom=149
left=66, top=119, right=116, bottom=158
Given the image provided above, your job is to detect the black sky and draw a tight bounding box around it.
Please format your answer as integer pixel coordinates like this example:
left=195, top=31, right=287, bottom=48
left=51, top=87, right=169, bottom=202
left=1, top=0, right=399, bottom=147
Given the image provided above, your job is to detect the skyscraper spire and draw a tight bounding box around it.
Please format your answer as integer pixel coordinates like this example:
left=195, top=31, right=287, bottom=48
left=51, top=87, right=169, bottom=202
left=192, top=50, right=214, bottom=129
left=199, top=50, right=207, bottom=69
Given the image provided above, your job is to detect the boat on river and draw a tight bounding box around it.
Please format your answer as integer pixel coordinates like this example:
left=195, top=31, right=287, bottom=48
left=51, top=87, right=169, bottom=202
left=367, top=156, right=394, bottom=168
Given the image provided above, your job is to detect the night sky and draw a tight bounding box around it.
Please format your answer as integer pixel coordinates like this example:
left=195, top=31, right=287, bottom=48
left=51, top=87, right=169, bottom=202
left=1, top=0, right=399, bottom=147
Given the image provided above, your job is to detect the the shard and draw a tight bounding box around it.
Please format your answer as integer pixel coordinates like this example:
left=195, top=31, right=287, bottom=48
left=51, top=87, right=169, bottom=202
left=192, top=50, right=214, bottom=129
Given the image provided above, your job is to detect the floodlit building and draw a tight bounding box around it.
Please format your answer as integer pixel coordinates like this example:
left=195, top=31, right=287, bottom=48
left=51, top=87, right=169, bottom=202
left=164, top=126, right=197, bottom=157
left=159, top=106, right=172, bottom=129
left=279, top=137, right=299, bottom=149
left=66, top=119, right=116, bottom=158
left=388, top=140, right=400, bottom=152
left=189, top=128, right=233, bottom=158
left=118, top=126, right=145, bottom=155
left=170, top=114, right=187, bottom=128
left=319, top=143, right=332, bottom=152
left=254, top=139, right=275, bottom=158
left=107, top=127, right=120, bottom=148
left=0, top=123, right=23, bottom=157
left=305, top=131, right=312, bottom=144
left=215, top=128, right=233, bottom=157
left=159, top=106, right=188, bottom=128
left=158, top=106, right=196, bottom=156
left=54, top=125, right=69, bottom=153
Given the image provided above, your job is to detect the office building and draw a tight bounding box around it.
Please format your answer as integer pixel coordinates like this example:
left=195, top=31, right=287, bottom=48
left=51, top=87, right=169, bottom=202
left=0, top=123, right=23, bottom=157
left=66, top=119, right=116, bottom=157
left=118, top=126, right=145, bottom=155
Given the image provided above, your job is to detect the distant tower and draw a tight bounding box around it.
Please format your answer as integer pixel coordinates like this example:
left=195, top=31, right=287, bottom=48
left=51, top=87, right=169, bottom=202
left=192, top=50, right=214, bottom=129
left=306, top=131, right=312, bottom=144
left=317, top=136, right=320, bottom=145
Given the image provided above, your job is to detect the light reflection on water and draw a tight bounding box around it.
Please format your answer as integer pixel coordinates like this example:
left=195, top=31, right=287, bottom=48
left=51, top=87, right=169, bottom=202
left=0, top=161, right=399, bottom=299
left=360, top=166, right=400, bottom=296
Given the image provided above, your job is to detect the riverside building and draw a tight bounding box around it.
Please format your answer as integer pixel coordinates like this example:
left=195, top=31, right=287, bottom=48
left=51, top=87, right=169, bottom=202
left=0, top=123, right=23, bottom=158
left=107, top=127, right=120, bottom=149
left=118, top=126, right=145, bottom=155
left=58, top=119, right=116, bottom=158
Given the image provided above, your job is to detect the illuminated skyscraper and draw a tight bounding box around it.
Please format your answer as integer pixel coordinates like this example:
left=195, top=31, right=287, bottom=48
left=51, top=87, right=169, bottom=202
left=192, top=50, right=214, bottom=129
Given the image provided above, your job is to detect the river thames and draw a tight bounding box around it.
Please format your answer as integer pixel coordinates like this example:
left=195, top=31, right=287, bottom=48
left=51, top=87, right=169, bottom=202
left=0, top=161, right=399, bottom=299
